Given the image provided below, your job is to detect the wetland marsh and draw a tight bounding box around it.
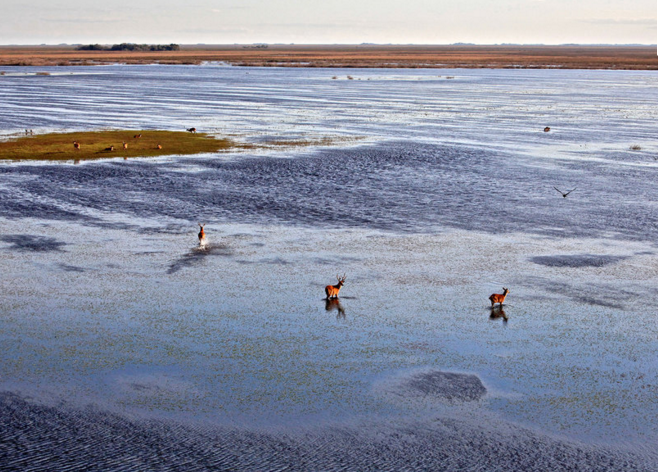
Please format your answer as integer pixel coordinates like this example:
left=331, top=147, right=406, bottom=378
left=0, top=65, right=657, bottom=470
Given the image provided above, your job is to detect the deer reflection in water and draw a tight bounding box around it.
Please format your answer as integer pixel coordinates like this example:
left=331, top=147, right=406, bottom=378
left=489, top=306, right=508, bottom=323
left=325, top=298, right=346, bottom=319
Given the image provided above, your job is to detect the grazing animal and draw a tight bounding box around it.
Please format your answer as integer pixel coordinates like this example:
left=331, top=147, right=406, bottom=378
left=104, top=145, right=115, bottom=152
left=489, top=287, right=509, bottom=307
left=123, top=141, right=128, bottom=150
left=156, top=144, right=162, bottom=150
left=554, top=186, right=576, bottom=198
left=544, top=127, right=551, bottom=132
left=73, top=141, right=81, bottom=151
left=325, top=274, right=346, bottom=299
left=187, top=127, right=197, bottom=133
left=134, top=134, right=142, bottom=139
left=198, top=223, right=207, bottom=245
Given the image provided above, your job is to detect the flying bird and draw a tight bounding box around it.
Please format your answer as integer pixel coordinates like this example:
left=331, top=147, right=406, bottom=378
left=554, top=186, right=576, bottom=198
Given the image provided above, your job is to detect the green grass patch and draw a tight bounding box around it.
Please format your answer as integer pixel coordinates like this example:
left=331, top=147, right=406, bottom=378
left=0, top=130, right=234, bottom=161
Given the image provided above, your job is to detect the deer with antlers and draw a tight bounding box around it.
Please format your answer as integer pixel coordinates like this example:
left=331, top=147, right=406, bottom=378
left=325, top=274, right=346, bottom=299
left=489, top=287, right=509, bottom=307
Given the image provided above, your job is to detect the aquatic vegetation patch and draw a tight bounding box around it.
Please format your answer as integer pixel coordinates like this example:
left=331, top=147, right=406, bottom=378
left=0, top=234, right=67, bottom=252
left=0, top=130, right=234, bottom=161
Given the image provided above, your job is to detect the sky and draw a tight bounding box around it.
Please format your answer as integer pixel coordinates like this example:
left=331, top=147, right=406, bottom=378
left=2, top=0, right=656, bottom=45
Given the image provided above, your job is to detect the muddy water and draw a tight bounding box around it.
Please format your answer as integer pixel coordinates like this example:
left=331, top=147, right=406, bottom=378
left=0, top=66, right=657, bottom=470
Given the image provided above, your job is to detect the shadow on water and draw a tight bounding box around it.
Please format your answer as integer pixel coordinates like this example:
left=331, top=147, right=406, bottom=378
left=489, top=306, right=508, bottom=323
left=530, top=254, right=628, bottom=268
left=167, top=244, right=233, bottom=274
left=0, top=234, right=67, bottom=252
left=57, top=263, right=85, bottom=273
left=525, top=276, right=630, bottom=309
left=325, top=298, right=346, bottom=319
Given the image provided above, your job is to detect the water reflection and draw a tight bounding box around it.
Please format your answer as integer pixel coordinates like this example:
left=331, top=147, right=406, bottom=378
left=325, top=298, right=346, bottom=319
left=489, top=306, right=508, bottom=323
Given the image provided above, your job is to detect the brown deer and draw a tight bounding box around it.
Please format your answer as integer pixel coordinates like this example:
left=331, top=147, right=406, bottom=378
left=123, top=141, right=128, bottom=150
left=134, top=134, right=142, bottom=139
left=198, top=223, right=207, bottom=245
left=325, top=274, right=346, bottom=299
left=104, top=145, right=115, bottom=152
left=544, top=127, right=551, bottom=132
left=187, top=127, right=197, bottom=133
left=73, top=141, right=80, bottom=150
left=156, top=144, right=162, bottom=150
left=489, top=287, right=509, bottom=307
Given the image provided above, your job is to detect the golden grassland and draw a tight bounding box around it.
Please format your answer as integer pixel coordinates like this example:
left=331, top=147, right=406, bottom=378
left=0, top=130, right=233, bottom=161
left=0, top=45, right=656, bottom=69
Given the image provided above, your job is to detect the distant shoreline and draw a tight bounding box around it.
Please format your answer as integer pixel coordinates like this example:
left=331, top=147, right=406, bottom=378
left=0, top=45, right=656, bottom=70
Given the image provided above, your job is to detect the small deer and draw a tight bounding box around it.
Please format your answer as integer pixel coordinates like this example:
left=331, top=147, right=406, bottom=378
left=73, top=141, right=80, bottom=150
left=134, top=134, right=142, bottom=139
left=104, top=145, right=115, bottom=152
left=187, top=127, right=197, bottom=133
left=198, top=223, right=207, bottom=245
left=489, top=287, right=509, bottom=307
left=156, top=144, right=162, bottom=150
left=123, top=141, right=128, bottom=150
left=325, top=274, right=346, bottom=299
left=543, top=127, right=551, bottom=132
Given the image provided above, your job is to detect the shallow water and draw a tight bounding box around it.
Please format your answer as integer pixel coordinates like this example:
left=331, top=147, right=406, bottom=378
left=0, top=66, right=657, bottom=469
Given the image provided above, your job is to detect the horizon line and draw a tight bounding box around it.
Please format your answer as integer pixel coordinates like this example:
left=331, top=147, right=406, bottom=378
left=1, top=42, right=656, bottom=47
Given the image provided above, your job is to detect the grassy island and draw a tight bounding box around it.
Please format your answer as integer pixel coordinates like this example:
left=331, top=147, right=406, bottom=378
left=0, top=130, right=233, bottom=161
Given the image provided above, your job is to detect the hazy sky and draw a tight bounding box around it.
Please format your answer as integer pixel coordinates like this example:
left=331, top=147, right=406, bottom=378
left=3, top=0, right=656, bottom=45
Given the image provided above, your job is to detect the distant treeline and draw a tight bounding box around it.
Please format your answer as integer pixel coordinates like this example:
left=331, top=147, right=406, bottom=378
left=76, top=43, right=180, bottom=51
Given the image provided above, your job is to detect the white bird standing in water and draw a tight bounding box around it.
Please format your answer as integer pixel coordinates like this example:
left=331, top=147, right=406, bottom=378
left=198, top=223, right=207, bottom=247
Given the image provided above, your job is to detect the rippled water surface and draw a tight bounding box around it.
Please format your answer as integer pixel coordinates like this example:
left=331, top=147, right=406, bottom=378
left=1, top=66, right=657, bottom=470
